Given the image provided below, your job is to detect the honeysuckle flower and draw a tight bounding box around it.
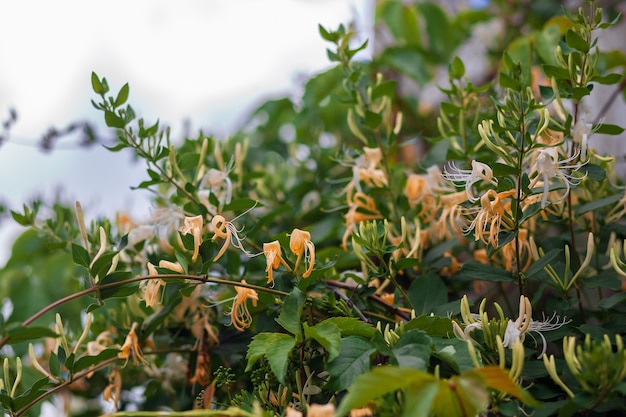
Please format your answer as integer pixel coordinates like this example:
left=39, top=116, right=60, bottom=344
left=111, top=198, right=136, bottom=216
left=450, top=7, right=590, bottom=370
left=264, top=240, right=292, bottom=285
left=307, top=403, right=336, bottom=417
left=228, top=280, right=259, bottom=331
left=103, top=367, right=122, bottom=410
left=142, top=262, right=165, bottom=308
left=342, top=191, right=383, bottom=250
left=198, top=168, right=233, bottom=209
left=289, top=228, right=315, bottom=278
left=211, top=214, right=253, bottom=262
left=572, top=108, right=595, bottom=161
left=353, top=147, right=388, bottom=190
left=118, top=322, right=148, bottom=365
left=529, top=147, right=582, bottom=209
left=464, top=189, right=516, bottom=247
left=158, top=259, right=184, bottom=274
left=180, top=214, right=203, bottom=262
left=442, top=160, right=497, bottom=202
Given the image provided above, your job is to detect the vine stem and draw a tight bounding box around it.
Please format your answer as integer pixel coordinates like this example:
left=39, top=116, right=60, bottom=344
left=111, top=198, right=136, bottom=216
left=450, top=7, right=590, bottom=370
left=0, top=274, right=287, bottom=350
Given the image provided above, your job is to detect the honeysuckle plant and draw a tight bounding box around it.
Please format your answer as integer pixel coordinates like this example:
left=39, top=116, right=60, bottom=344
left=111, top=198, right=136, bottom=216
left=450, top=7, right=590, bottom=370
left=1, top=1, right=626, bottom=416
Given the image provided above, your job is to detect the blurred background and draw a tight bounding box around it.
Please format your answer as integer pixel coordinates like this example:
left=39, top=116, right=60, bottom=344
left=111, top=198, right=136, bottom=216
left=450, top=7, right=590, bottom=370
left=0, top=0, right=371, bottom=263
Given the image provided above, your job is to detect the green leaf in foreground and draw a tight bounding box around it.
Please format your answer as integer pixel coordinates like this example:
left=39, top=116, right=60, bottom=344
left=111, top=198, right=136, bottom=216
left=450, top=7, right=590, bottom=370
left=327, top=336, right=376, bottom=391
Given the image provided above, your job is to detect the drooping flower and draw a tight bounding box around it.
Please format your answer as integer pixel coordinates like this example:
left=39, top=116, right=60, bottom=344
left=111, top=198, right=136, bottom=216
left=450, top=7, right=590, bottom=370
left=264, top=240, right=292, bottom=285
left=180, top=214, right=203, bottom=262
left=142, top=262, right=166, bottom=308
left=228, top=280, right=259, bottom=331
left=118, top=322, right=148, bottom=365
left=307, top=403, right=336, bottom=417
left=464, top=189, right=516, bottom=247
left=442, top=160, right=497, bottom=202
left=529, top=147, right=582, bottom=209
left=211, top=214, right=252, bottom=261
left=289, top=228, right=315, bottom=278
left=103, top=367, right=122, bottom=410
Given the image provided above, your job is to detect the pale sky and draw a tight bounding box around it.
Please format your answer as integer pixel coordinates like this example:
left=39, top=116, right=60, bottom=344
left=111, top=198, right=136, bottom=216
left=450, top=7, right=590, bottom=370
left=0, top=0, right=371, bottom=263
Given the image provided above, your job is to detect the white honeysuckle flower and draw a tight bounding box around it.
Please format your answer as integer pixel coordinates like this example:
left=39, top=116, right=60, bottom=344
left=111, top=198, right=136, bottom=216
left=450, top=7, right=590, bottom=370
left=530, top=147, right=582, bottom=208
left=442, top=160, right=497, bottom=202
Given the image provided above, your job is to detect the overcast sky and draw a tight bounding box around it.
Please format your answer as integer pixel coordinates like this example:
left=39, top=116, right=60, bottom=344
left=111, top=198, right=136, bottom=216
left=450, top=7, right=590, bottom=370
left=0, top=0, right=370, bottom=263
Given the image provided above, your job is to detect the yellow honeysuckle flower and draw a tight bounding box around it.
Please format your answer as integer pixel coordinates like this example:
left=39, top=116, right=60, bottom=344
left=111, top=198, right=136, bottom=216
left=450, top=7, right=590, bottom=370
left=211, top=214, right=252, bottom=262
left=264, top=240, right=292, bottom=285
left=342, top=191, right=383, bottom=250
left=289, top=228, right=315, bottom=278
left=103, top=367, right=122, bottom=410
left=142, top=262, right=165, bottom=308
left=118, top=322, right=148, bottom=365
left=180, top=214, right=203, bottom=262
left=228, top=280, right=259, bottom=331
left=465, top=189, right=516, bottom=247
left=307, top=403, right=336, bottom=417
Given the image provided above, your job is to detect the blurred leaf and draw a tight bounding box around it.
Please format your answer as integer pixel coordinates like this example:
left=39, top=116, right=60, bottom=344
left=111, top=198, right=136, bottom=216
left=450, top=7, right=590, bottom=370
left=114, top=83, right=130, bottom=107
left=104, top=110, right=125, bottom=129
left=335, top=366, right=435, bottom=416
left=594, top=123, right=625, bottom=135
left=4, top=325, right=58, bottom=344
left=449, top=56, right=465, bottom=79
left=459, top=262, right=513, bottom=282
left=408, top=273, right=448, bottom=315
left=575, top=193, right=622, bottom=216
left=380, top=47, right=432, bottom=86
left=566, top=30, right=589, bottom=53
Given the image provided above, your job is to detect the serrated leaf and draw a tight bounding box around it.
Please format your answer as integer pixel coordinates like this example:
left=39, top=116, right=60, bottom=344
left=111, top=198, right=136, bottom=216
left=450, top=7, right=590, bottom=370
left=245, top=333, right=273, bottom=371
left=275, top=288, right=305, bottom=334
left=265, top=334, right=296, bottom=385
left=304, top=321, right=341, bottom=362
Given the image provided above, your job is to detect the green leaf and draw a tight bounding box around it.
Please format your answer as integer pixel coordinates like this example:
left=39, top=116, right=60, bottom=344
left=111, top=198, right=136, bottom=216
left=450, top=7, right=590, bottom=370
left=364, top=111, right=382, bottom=129
left=403, top=379, right=439, bottom=417
left=5, top=325, right=58, bottom=344
left=264, top=334, right=296, bottom=385
left=380, top=47, right=432, bottom=86
left=371, top=80, right=397, bottom=100
left=275, top=287, right=305, bottom=334
left=449, top=56, right=465, bottom=79
left=525, top=248, right=563, bottom=280
left=391, top=330, right=431, bottom=370
left=459, top=262, right=513, bottom=282
left=408, top=273, right=448, bottom=315
left=597, top=292, right=626, bottom=310
left=91, top=72, right=104, bottom=94
left=594, top=123, right=625, bottom=135
left=566, top=30, right=589, bottom=53
left=104, top=110, right=125, bottom=129
left=90, top=252, right=117, bottom=279
left=376, top=1, right=420, bottom=46
left=542, top=64, right=570, bottom=79
left=98, top=271, right=137, bottom=299
left=317, top=317, right=376, bottom=339
left=114, top=83, right=130, bottom=107
left=404, top=315, right=454, bottom=338
left=499, top=72, right=521, bottom=90
left=581, top=163, right=606, bottom=181
left=73, top=348, right=120, bottom=373
left=591, top=73, right=622, bottom=85
left=71, top=243, right=90, bottom=268
left=12, top=377, right=51, bottom=411
left=335, top=366, right=435, bottom=416
left=327, top=336, right=376, bottom=391
left=575, top=193, right=622, bottom=216
left=303, top=321, right=341, bottom=362
left=245, top=333, right=273, bottom=371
